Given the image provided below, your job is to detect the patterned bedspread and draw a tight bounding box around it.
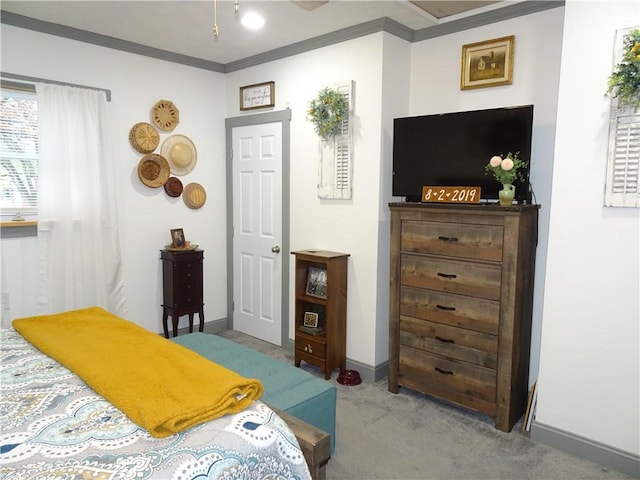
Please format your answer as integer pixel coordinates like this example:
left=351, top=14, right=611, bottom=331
left=0, top=328, right=311, bottom=480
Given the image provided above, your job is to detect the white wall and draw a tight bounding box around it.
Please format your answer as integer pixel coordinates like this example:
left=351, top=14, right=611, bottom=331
left=535, top=0, right=639, bottom=456
left=377, top=34, right=412, bottom=365
left=224, top=34, right=389, bottom=366
left=408, top=7, right=566, bottom=386
left=0, top=25, right=227, bottom=333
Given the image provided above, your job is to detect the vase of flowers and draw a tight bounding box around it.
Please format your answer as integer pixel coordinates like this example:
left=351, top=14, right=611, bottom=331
left=498, top=184, right=516, bottom=207
left=485, top=152, right=528, bottom=206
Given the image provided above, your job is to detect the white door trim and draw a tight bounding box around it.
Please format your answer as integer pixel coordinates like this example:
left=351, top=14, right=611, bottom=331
left=225, top=109, right=291, bottom=346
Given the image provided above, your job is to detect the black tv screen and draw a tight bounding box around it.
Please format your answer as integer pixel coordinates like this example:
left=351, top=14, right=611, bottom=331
left=392, top=105, right=534, bottom=203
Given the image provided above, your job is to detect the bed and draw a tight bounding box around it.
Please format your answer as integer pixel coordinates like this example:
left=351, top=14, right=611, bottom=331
left=0, top=308, right=315, bottom=479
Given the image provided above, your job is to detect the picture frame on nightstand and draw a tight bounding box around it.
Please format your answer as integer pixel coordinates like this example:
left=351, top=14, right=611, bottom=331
left=303, top=311, right=319, bottom=328
left=306, top=267, right=327, bottom=299
left=170, top=228, right=185, bottom=247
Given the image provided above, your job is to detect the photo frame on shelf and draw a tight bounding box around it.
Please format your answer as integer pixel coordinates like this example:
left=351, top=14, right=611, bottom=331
left=305, top=266, right=327, bottom=299
left=461, top=35, right=514, bottom=90
left=303, top=312, right=319, bottom=328
left=170, top=228, right=185, bottom=247
left=239, top=81, right=275, bottom=110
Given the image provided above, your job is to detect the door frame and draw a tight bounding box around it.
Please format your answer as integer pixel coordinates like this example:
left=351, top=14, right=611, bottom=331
left=225, top=109, right=291, bottom=346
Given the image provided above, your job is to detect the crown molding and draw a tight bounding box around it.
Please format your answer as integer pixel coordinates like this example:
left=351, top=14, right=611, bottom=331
left=0, top=11, right=225, bottom=73
left=1, top=2, right=565, bottom=74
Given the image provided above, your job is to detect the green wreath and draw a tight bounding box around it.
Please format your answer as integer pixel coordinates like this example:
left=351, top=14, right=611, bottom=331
left=607, top=28, right=640, bottom=110
left=307, top=87, right=349, bottom=140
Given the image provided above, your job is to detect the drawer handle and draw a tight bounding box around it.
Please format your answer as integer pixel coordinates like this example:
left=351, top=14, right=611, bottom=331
left=437, top=272, right=457, bottom=279
left=438, top=236, right=458, bottom=243
left=304, top=344, right=313, bottom=354
left=435, top=336, right=455, bottom=344
left=435, top=367, right=454, bottom=375
left=435, top=304, right=456, bottom=311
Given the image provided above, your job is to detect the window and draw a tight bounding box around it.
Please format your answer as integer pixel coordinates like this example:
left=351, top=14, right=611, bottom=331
left=0, top=86, right=39, bottom=218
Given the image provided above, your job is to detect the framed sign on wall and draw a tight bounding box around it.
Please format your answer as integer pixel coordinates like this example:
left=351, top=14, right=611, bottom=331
left=239, top=81, right=275, bottom=110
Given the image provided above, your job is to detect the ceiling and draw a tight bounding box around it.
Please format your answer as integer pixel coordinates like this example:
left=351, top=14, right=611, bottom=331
left=1, top=0, right=508, bottom=66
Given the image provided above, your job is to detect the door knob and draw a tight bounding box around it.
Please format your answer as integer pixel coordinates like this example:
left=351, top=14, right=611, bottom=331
left=271, top=245, right=281, bottom=253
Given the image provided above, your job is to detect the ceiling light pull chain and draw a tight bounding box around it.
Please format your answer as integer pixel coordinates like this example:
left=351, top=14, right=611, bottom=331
left=212, top=0, right=219, bottom=37
left=234, top=0, right=239, bottom=15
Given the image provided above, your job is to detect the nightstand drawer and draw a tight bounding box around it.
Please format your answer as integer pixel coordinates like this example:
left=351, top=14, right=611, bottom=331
left=295, top=334, right=327, bottom=359
left=400, top=254, right=501, bottom=300
left=401, top=220, right=503, bottom=262
left=399, top=315, right=497, bottom=369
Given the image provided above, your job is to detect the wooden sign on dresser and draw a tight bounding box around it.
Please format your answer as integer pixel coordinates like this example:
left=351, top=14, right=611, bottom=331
left=388, top=202, right=539, bottom=432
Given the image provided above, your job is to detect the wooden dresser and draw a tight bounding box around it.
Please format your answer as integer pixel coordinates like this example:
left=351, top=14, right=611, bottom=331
left=388, top=202, right=539, bottom=432
left=160, top=249, right=204, bottom=338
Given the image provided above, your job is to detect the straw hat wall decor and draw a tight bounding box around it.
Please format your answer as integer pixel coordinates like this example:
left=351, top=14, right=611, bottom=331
left=161, top=134, right=197, bottom=176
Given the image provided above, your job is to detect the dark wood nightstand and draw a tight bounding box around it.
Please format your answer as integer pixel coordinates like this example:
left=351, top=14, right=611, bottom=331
left=160, top=249, right=204, bottom=338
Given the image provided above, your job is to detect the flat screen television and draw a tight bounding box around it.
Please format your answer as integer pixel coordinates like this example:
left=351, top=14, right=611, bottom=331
left=392, top=105, right=534, bottom=204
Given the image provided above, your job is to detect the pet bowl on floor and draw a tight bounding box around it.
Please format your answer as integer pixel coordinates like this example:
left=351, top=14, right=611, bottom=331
left=337, top=369, right=362, bottom=386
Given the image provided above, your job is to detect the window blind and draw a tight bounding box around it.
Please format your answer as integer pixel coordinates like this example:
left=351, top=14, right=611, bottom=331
left=0, top=87, right=39, bottom=212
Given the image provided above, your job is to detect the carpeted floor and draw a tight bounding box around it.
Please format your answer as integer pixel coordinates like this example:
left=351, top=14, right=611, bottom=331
left=218, top=330, right=633, bottom=480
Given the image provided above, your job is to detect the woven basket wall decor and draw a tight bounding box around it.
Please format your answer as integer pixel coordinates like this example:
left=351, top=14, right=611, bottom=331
left=152, top=99, right=179, bottom=131
left=183, top=182, right=206, bottom=209
left=129, top=122, right=160, bottom=154
left=137, top=154, right=170, bottom=188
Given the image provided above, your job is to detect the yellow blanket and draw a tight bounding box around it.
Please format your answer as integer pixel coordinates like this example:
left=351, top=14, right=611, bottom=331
left=12, top=306, right=263, bottom=438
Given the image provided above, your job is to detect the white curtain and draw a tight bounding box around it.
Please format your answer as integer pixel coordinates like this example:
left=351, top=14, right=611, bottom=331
left=36, top=83, right=126, bottom=316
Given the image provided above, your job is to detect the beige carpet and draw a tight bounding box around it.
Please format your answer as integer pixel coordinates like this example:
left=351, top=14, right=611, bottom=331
left=217, top=330, right=632, bottom=480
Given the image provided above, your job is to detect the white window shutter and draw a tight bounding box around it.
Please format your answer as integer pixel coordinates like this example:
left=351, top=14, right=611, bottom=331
left=318, top=81, right=354, bottom=200
left=605, top=108, right=639, bottom=207
left=604, top=26, right=640, bottom=208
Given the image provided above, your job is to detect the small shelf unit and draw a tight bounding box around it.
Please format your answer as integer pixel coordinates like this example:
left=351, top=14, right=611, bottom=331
left=291, top=250, right=349, bottom=380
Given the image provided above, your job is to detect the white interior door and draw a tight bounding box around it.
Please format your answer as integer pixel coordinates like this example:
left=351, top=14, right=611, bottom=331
left=232, top=122, right=282, bottom=345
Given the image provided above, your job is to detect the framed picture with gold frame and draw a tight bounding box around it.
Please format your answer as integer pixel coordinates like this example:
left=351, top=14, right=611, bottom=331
left=461, top=35, right=514, bottom=90
left=239, top=81, right=275, bottom=110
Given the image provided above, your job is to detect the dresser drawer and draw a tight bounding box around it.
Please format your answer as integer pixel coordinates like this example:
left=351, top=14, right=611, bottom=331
left=399, top=315, right=497, bottom=369
left=401, top=220, right=503, bottom=262
left=399, top=345, right=496, bottom=415
left=401, top=254, right=501, bottom=300
left=295, top=334, right=327, bottom=359
left=400, top=286, right=499, bottom=335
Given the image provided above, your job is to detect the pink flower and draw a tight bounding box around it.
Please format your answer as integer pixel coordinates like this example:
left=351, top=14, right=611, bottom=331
left=489, top=156, right=502, bottom=167
left=501, top=158, right=514, bottom=171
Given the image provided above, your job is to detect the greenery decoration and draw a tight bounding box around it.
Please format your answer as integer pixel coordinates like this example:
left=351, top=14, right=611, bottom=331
left=485, top=152, right=528, bottom=185
left=307, top=87, right=348, bottom=140
left=607, top=28, right=640, bottom=110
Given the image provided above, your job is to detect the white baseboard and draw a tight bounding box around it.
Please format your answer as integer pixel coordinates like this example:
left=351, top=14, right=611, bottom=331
left=530, top=421, right=640, bottom=478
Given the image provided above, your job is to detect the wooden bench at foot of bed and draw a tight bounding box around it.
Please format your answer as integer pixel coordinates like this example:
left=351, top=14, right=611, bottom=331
left=276, top=409, right=331, bottom=480
left=171, top=332, right=336, bottom=479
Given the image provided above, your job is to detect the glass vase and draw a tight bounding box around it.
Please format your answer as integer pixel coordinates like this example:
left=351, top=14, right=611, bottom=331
left=499, top=184, right=515, bottom=207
